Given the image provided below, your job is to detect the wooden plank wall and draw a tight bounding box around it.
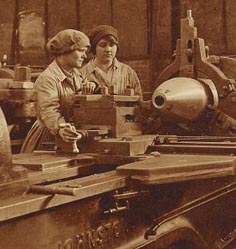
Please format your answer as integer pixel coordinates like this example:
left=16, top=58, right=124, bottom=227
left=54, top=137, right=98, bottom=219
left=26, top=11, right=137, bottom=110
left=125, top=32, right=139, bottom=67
left=113, top=0, right=149, bottom=58
left=0, top=0, right=149, bottom=63
left=0, top=0, right=151, bottom=93
left=180, top=0, right=226, bottom=54
left=48, top=0, right=77, bottom=37
left=225, top=0, right=236, bottom=53
left=0, top=0, right=15, bottom=64
left=1, top=0, right=236, bottom=92
left=79, top=0, right=111, bottom=33
left=18, top=0, right=46, bottom=65
left=151, top=0, right=172, bottom=86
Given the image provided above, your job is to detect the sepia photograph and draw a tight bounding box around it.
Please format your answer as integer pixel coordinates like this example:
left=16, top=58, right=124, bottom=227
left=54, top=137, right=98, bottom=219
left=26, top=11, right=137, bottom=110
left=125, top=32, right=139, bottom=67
left=0, top=0, right=236, bottom=248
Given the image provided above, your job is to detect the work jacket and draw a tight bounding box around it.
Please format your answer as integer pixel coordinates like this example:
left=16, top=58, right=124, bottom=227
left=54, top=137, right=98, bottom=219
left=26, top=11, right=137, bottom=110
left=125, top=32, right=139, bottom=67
left=81, top=58, right=142, bottom=96
left=21, top=60, right=85, bottom=152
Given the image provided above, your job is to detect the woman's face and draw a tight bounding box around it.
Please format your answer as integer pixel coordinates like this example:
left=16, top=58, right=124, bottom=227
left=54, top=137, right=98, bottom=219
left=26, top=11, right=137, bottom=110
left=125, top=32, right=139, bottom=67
left=64, top=47, right=88, bottom=68
left=95, top=38, right=118, bottom=64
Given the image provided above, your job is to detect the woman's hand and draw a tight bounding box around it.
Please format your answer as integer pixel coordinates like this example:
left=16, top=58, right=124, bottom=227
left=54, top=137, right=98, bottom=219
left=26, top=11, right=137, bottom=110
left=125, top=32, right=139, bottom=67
left=58, top=123, right=81, bottom=142
left=82, top=81, right=97, bottom=94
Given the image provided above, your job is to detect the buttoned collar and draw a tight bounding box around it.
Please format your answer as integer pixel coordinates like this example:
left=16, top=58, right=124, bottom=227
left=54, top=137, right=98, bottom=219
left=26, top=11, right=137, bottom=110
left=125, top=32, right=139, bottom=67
left=47, top=60, right=81, bottom=82
left=113, top=58, right=120, bottom=69
left=47, top=60, right=67, bottom=82
left=86, top=57, right=121, bottom=74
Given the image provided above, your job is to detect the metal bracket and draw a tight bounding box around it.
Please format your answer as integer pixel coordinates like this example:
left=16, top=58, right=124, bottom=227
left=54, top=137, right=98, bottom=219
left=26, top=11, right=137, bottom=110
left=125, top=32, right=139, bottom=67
left=103, top=189, right=149, bottom=214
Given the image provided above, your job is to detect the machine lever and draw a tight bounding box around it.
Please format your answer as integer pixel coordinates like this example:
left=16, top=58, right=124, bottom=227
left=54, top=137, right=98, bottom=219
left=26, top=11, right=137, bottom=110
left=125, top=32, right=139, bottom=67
left=59, top=123, right=81, bottom=153
left=103, top=200, right=130, bottom=214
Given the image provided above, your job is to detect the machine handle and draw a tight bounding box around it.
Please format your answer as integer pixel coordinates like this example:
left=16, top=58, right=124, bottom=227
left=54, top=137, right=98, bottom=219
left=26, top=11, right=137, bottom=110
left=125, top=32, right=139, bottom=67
left=29, top=185, right=79, bottom=196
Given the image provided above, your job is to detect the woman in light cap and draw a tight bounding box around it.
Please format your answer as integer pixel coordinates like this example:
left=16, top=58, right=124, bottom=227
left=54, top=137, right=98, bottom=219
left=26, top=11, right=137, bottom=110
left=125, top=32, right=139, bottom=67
left=21, top=29, right=96, bottom=152
left=81, top=25, right=142, bottom=96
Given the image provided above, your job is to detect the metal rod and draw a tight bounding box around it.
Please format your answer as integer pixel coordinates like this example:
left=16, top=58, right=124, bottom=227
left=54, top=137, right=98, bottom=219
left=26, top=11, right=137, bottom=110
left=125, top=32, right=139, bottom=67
left=155, top=135, right=236, bottom=142
left=30, top=185, right=78, bottom=196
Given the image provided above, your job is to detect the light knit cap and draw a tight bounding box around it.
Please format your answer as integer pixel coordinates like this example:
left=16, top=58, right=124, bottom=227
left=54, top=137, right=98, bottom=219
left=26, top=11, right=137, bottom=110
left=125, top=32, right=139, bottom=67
left=47, top=29, right=90, bottom=55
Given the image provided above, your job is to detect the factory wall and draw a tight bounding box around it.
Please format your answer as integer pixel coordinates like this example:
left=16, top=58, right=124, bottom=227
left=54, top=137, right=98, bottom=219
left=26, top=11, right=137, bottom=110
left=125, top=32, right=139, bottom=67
left=0, top=0, right=236, bottom=94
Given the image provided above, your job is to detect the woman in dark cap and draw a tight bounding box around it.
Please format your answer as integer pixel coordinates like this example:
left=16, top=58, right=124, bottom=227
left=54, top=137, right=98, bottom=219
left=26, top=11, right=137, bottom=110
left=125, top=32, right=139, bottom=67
left=21, top=29, right=96, bottom=152
left=81, top=25, right=142, bottom=96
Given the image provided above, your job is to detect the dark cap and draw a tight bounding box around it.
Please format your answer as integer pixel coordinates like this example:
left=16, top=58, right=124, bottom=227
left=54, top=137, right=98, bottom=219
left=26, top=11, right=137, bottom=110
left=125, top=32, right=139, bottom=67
left=88, top=25, right=119, bottom=54
left=47, top=29, right=90, bottom=55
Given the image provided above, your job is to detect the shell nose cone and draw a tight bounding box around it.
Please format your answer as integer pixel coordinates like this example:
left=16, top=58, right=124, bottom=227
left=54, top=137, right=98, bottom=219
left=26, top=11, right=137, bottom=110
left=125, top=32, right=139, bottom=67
left=152, top=77, right=209, bottom=122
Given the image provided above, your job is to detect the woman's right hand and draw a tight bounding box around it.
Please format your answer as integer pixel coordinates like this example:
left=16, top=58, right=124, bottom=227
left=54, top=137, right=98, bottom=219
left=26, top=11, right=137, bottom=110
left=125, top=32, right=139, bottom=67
left=58, top=124, right=80, bottom=142
left=82, top=81, right=97, bottom=94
